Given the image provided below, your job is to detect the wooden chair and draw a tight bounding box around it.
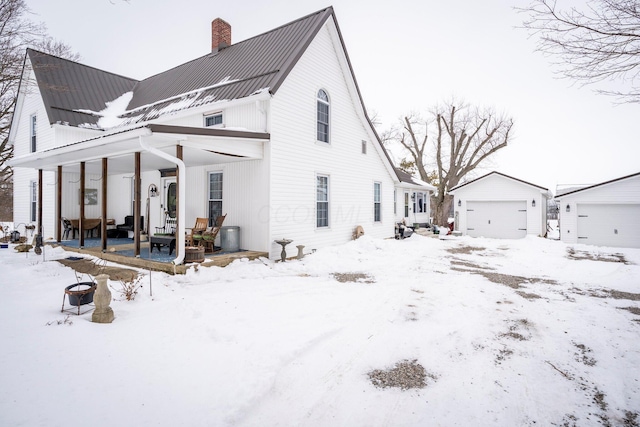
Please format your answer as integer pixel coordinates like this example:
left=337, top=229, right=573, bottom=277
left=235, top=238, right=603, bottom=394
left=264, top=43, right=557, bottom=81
left=193, top=214, right=226, bottom=252
left=185, top=217, right=209, bottom=246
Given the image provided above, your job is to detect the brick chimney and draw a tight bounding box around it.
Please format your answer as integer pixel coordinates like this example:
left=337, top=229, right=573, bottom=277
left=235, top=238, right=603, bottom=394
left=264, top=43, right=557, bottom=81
left=211, top=18, right=231, bottom=52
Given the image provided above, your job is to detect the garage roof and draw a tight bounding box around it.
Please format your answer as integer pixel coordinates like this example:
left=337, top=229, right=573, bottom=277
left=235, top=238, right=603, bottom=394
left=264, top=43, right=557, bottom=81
left=449, top=171, right=549, bottom=193
left=556, top=171, right=640, bottom=197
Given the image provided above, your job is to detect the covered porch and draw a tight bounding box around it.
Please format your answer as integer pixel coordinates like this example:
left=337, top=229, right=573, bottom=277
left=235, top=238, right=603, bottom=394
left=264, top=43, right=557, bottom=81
left=11, top=124, right=270, bottom=268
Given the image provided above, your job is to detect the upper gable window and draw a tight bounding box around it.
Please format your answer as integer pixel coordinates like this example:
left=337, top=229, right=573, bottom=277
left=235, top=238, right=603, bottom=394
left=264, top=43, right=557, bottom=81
left=317, top=89, right=329, bottom=143
left=204, top=113, right=223, bottom=127
left=30, top=114, right=37, bottom=152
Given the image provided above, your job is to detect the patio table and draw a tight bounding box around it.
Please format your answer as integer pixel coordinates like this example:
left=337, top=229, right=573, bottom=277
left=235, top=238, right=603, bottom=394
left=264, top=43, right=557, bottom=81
left=150, top=235, right=176, bottom=256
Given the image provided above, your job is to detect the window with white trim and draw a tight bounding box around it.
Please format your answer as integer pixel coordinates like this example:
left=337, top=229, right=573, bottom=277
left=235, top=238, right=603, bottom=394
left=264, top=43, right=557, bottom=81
left=317, top=89, right=329, bottom=143
left=404, top=192, right=409, bottom=217
left=30, top=115, right=37, bottom=152
left=30, top=181, right=37, bottom=222
left=316, top=174, right=329, bottom=227
left=204, top=113, right=223, bottom=127
left=374, top=182, right=381, bottom=222
left=394, top=189, right=397, bottom=215
left=208, top=172, right=223, bottom=227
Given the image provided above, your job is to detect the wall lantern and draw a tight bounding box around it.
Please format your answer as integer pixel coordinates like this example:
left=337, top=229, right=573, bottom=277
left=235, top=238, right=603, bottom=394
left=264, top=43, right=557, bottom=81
left=532, top=199, right=536, bottom=208
left=566, top=204, right=570, bottom=213
left=148, top=184, right=158, bottom=198
left=458, top=200, right=462, bottom=207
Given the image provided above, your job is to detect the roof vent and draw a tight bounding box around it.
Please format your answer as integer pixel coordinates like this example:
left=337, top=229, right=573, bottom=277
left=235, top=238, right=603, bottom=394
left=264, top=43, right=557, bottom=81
left=211, top=18, right=231, bottom=52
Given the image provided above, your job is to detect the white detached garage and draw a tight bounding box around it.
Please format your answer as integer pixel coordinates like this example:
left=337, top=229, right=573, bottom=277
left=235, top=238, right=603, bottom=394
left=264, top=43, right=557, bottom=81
left=450, top=172, right=550, bottom=239
left=556, top=172, right=640, bottom=248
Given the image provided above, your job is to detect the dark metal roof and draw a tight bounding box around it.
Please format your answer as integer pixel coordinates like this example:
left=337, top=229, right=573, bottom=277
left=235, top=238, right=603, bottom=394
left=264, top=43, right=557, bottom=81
left=556, top=171, right=640, bottom=198
left=121, top=7, right=333, bottom=122
left=27, top=49, right=138, bottom=127
left=395, top=168, right=432, bottom=188
left=25, top=8, right=332, bottom=128
left=449, top=171, right=549, bottom=192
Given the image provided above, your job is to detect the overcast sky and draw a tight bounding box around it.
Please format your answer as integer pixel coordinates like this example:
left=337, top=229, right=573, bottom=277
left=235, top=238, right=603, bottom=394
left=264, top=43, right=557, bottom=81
left=26, top=0, right=639, bottom=193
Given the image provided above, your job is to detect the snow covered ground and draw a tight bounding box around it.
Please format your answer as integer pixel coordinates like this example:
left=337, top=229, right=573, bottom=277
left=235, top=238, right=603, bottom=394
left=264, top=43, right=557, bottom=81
left=1, top=230, right=639, bottom=427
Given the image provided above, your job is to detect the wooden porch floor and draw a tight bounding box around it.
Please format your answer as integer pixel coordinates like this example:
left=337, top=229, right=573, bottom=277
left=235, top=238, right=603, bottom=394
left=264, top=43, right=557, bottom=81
left=51, top=241, right=268, bottom=275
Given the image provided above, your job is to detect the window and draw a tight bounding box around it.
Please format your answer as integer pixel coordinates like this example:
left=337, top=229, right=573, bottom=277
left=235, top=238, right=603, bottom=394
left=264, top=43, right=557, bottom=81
left=404, top=192, right=409, bottom=217
left=413, top=192, right=426, bottom=213
left=374, top=182, right=381, bottom=222
left=361, top=140, right=367, bottom=154
left=316, top=175, right=329, bottom=227
left=394, top=189, right=397, bottom=215
left=204, top=113, right=223, bottom=127
left=317, top=89, right=329, bottom=143
left=30, top=181, right=37, bottom=222
left=30, top=115, right=37, bottom=152
left=208, top=172, right=223, bottom=226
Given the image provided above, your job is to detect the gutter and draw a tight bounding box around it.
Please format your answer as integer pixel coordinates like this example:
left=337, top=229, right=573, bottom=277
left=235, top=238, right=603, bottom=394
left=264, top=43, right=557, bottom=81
left=139, top=135, right=186, bottom=266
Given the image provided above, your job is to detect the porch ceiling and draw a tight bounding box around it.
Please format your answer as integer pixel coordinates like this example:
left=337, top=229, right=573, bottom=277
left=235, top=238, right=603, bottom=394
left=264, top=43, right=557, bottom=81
left=10, top=124, right=269, bottom=175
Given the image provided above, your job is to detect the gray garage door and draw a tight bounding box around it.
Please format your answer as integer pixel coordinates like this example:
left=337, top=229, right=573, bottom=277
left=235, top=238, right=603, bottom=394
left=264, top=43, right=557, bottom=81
left=577, top=204, right=640, bottom=248
left=467, top=201, right=527, bottom=239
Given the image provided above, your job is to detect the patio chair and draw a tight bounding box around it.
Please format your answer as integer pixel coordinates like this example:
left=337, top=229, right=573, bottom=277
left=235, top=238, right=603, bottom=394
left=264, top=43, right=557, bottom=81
left=62, top=217, right=73, bottom=240
left=193, top=214, right=226, bottom=252
left=155, top=212, right=177, bottom=235
left=185, top=217, right=209, bottom=246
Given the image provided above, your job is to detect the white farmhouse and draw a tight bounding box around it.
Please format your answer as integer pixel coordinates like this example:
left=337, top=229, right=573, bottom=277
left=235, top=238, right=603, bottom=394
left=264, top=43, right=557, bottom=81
left=449, top=171, right=551, bottom=239
left=8, top=8, right=403, bottom=263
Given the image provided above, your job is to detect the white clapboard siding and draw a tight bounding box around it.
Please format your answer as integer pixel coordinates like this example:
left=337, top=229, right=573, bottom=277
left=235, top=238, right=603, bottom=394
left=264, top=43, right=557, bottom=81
left=269, top=21, right=395, bottom=257
left=453, top=173, right=547, bottom=238
left=558, top=174, right=640, bottom=247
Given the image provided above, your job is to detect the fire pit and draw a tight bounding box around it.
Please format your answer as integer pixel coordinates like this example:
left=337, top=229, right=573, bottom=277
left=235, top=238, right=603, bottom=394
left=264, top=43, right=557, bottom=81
left=62, top=282, right=96, bottom=315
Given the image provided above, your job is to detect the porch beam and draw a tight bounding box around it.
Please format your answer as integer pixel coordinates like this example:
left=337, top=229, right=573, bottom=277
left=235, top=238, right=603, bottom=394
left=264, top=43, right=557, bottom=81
left=101, top=158, right=108, bottom=252
left=56, top=166, right=62, bottom=242
left=80, top=162, right=85, bottom=248
left=176, top=144, right=183, bottom=247
left=134, top=152, right=141, bottom=257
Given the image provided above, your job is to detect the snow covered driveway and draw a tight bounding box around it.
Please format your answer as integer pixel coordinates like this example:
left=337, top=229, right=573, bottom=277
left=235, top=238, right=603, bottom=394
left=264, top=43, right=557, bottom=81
left=1, top=235, right=638, bottom=426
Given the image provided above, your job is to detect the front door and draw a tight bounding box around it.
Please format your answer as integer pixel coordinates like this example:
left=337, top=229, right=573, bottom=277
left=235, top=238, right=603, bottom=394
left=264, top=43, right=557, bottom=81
left=161, top=177, right=177, bottom=222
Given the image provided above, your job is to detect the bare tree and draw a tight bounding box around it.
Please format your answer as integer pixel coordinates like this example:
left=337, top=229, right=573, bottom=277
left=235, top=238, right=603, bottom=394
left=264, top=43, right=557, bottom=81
left=393, top=101, right=514, bottom=226
left=519, top=0, right=640, bottom=103
left=0, top=0, right=78, bottom=219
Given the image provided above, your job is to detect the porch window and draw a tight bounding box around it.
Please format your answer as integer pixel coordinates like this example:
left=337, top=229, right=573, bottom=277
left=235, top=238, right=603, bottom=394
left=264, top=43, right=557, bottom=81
left=404, top=192, right=409, bottom=217
left=204, top=112, right=223, bottom=127
left=208, top=172, right=223, bottom=226
left=30, top=181, right=37, bottom=222
left=316, top=174, right=329, bottom=227
left=374, top=182, right=381, bottom=222
left=30, top=115, right=37, bottom=152
left=317, top=89, right=329, bottom=143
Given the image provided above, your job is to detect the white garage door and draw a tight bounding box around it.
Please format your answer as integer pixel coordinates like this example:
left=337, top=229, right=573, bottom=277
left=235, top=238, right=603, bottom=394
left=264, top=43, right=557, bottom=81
left=466, top=201, right=527, bottom=239
left=577, top=204, right=640, bottom=248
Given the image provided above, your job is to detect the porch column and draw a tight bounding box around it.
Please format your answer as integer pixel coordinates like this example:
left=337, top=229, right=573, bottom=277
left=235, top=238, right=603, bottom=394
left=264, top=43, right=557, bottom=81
left=37, top=169, right=43, bottom=238
left=134, top=152, right=141, bottom=257
left=56, top=166, right=62, bottom=242
left=101, top=158, right=108, bottom=252
left=80, top=162, right=85, bottom=248
left=176, top=144, right=183, bottom=244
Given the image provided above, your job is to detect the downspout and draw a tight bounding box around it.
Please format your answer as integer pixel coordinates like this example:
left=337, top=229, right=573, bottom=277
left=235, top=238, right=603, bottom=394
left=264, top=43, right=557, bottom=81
left=139, top=135, right=186, bottom=266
